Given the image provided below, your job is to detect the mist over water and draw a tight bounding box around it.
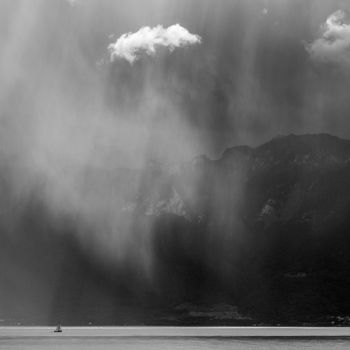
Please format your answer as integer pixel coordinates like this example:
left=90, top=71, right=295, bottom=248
left=2, top=0, right=350, bottom=323
left=0, top=0, right=205, bottom=270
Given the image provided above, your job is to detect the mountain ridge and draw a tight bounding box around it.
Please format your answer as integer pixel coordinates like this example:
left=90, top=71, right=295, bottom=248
left=2, top=133, right=350, bottom=325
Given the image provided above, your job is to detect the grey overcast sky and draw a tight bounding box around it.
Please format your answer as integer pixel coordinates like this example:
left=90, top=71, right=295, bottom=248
left=1, top=0, right=350, bottom=168
left=2, top=0, right=350, bottom=319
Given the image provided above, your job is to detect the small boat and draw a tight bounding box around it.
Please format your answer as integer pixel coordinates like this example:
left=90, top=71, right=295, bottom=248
left=54, top=324, right=62, bottom=333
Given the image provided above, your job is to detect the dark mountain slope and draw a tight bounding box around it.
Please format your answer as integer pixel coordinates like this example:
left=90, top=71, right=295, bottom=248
left=2, top=134, right=350, bottom=325
left=149, top=134, right=350, bottom=323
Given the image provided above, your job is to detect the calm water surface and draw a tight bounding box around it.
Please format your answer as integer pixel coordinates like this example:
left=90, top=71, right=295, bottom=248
left=1, top=327, right=350, bottom=349
left=1, top=337, right=350, bottom=350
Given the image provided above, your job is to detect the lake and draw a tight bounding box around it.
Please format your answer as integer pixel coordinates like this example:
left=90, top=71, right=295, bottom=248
left=1, top=327, right=350, bottom=349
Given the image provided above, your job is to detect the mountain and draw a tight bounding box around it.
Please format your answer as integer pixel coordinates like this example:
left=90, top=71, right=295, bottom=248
left=141, top=133, right=350, bottom=324
left=2, top=133, right=350, bottom=325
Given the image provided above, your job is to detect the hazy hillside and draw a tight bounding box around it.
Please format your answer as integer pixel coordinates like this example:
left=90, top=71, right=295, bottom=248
left=2, top=134, right=350, bottom=325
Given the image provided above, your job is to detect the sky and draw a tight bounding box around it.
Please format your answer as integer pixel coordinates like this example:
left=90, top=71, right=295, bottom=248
left=2, top=0, right=350, bottom=320
left=1, top=0, right=350, bottom=262
left=2, top=0, right=350, bottom=253
left=2, top=0, right=350, bottom=165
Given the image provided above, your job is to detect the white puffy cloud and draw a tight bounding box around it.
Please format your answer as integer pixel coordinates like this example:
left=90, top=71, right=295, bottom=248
left=307, top=10, right=350, bottom=67
left=108, top=24, right=202, bottom=64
